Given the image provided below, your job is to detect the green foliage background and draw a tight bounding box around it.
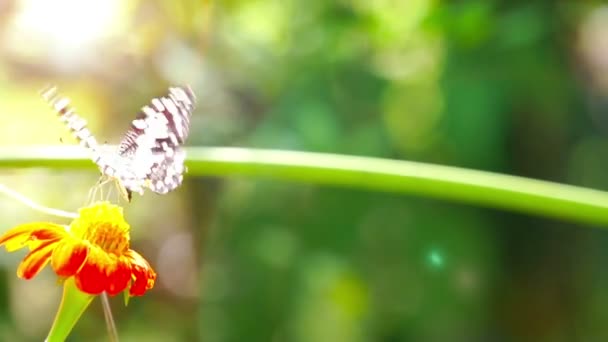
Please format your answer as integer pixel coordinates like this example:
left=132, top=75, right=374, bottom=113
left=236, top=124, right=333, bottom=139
left=0, top=1, right=607, bottom=341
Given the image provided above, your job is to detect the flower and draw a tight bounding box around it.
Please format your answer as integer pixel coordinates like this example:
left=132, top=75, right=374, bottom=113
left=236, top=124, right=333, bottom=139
left=0, top=202, right=156, bottom=296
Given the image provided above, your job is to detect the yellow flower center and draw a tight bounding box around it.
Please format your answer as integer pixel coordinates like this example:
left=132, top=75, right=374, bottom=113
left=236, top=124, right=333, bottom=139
left=70, top=202, right=130, bottom=255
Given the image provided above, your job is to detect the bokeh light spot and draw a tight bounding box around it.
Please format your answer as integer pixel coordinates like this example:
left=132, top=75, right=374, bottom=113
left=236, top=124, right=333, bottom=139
left=427, top=248, right=444, bottom=269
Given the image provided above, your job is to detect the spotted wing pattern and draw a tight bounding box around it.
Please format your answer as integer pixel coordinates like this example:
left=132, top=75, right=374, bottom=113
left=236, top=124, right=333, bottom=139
left=41, top=85, right=195, bottom=200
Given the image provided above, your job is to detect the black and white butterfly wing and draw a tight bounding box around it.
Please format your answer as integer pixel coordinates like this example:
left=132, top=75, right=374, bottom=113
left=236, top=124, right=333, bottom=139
left=115, top=86, right=195, bottom=198
left=41, top=86, right=118, bottom=182
left=41, top=86, right=100, bottom=151
left=146, top=148, right=187, bottom=194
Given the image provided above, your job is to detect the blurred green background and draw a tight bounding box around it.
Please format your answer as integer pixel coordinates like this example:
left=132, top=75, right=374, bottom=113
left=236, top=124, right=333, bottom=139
left=0, top=0, right=606, bottom=341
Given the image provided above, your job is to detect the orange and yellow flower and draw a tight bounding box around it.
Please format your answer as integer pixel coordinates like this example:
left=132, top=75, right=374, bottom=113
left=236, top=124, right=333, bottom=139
left=0, top=202, right=156, bottom=296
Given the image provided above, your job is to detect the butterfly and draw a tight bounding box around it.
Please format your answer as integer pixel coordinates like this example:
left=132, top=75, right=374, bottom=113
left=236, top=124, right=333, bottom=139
left=41, top=85, right=196, bottom=201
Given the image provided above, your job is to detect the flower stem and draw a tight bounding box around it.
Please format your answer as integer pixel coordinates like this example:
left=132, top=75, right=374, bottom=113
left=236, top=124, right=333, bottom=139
left=2, top=146, right=608, bottom=226
left=46, top=278, right=94, bottom=342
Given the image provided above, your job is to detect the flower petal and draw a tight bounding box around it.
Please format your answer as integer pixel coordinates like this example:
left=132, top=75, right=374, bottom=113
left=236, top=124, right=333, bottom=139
left=74, top=249, right=110, bottom=295
left=105, top=255, right=131, bottom=296
left=125, top=250, right=156, bottom=296
left=73, top=247, right=131, bottom=295
left=0, top=223, right=66, bottom=252
left=17, top=238, right=61, bottom=279
left=51, top=239, right=89, bottom=277
left=0, top=202, right=157, bottom=299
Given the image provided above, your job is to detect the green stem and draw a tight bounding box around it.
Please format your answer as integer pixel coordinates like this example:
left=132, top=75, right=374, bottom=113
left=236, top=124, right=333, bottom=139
left=2, top=146, right=608, bottom=226
left=46, top=278, right=94, bottom=342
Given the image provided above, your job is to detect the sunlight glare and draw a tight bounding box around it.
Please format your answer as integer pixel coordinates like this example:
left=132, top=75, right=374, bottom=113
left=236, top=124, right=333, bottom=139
left=14, top=0, right=123, bottom=50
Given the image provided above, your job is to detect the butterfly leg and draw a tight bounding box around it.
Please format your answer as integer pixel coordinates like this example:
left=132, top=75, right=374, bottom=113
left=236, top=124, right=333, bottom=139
left=105, top=183, right=114, bottom=202
left=86, top=175, right=115, bottom=204
left=86, top=176, right=102, bottom=204
left=86, top=185, right=96, bottom=204
left=111, top=179, right=131, bottom=203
